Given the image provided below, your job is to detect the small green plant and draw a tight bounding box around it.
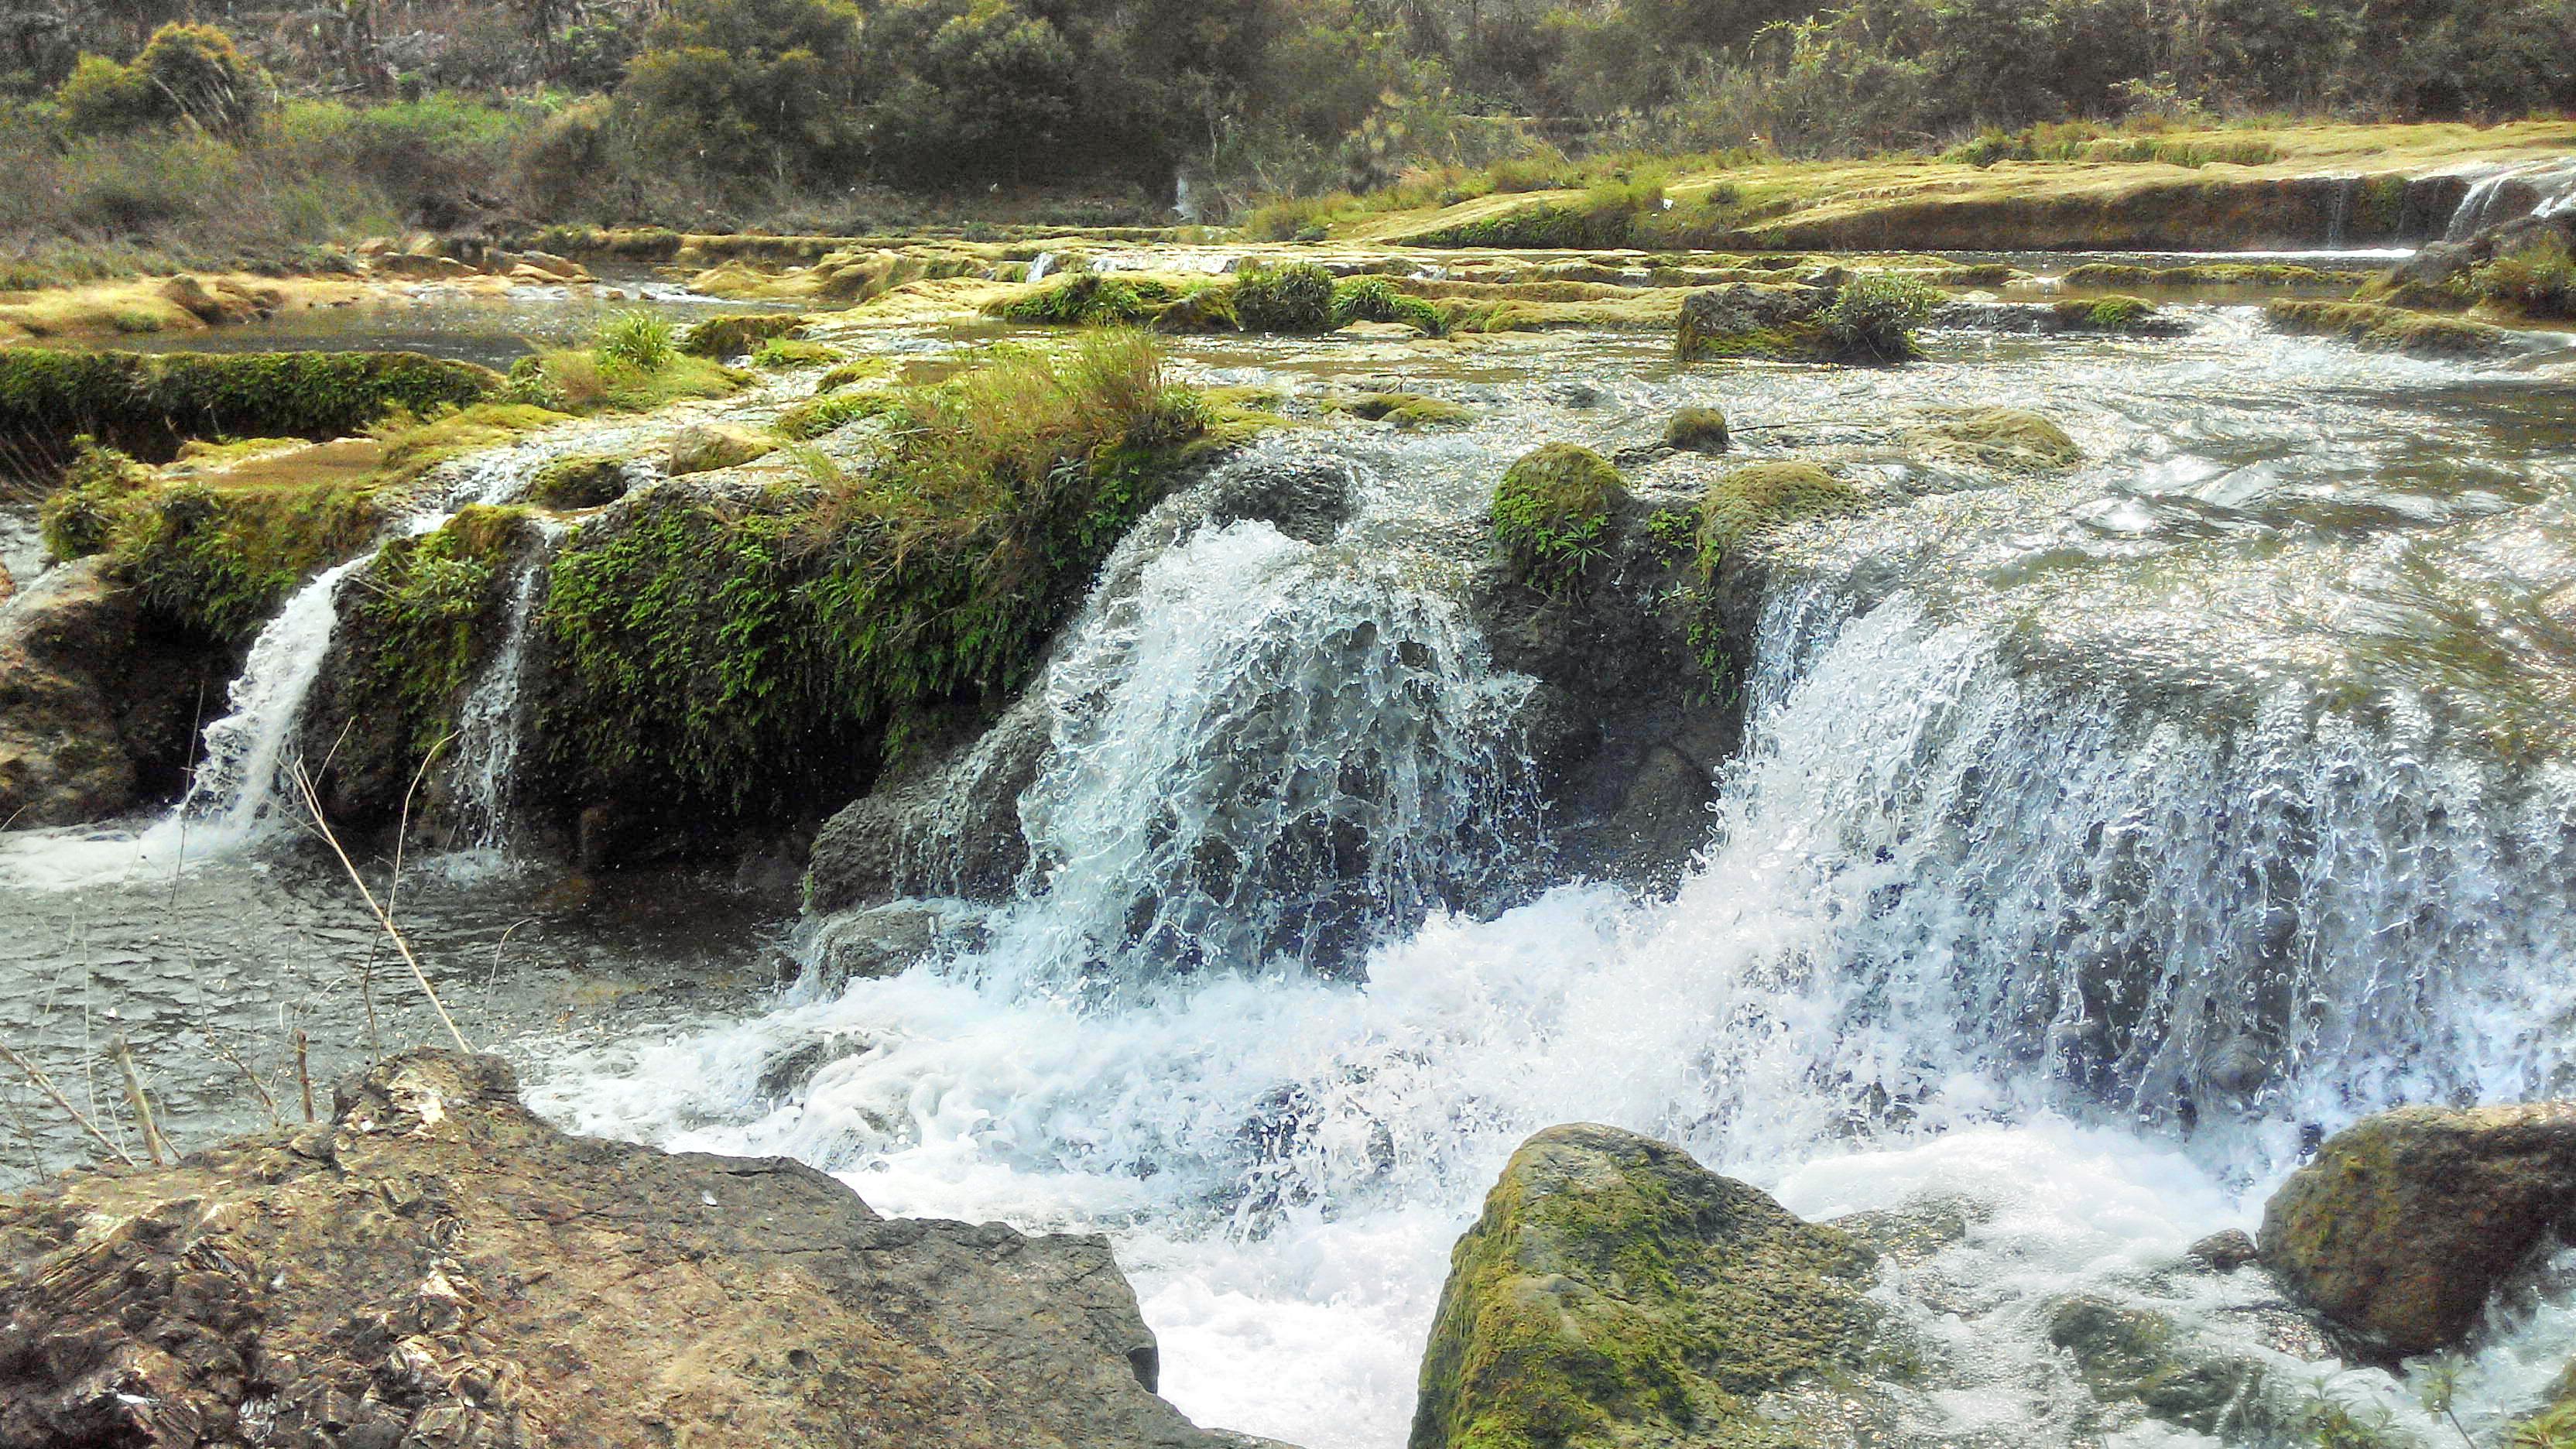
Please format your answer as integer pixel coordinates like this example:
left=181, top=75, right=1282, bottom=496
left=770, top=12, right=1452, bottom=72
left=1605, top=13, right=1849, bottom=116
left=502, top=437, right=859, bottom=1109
left=1330, top=276, right=1447, bottom=335
left=2297, top=1373, right=2403, bottom=1449
left=2509, top=1399, right=2576, bottom=1449
left=594, top=311, right=676, bottom=374
left=1492, top=442, right=1625, bottom=593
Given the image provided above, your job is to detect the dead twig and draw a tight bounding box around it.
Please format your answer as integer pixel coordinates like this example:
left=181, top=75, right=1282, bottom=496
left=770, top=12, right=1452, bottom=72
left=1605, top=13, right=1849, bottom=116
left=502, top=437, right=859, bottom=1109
left=113, top=1036, right=166, bottom=1167
left=0, top=1041, right=135, bottom=1166
left=295, top=1031, right=315, bottom=1124
left=289, top=759, right=471, bottom=1054
left=200, top=1028, right=280, bottom=1129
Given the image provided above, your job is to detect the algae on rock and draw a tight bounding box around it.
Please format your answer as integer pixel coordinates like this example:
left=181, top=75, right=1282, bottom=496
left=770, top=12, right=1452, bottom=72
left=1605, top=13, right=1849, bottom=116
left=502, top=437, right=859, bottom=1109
left=1493, top=443, right=1628, bottom=594
left=1409, top=1123, right=1886, bottom=1449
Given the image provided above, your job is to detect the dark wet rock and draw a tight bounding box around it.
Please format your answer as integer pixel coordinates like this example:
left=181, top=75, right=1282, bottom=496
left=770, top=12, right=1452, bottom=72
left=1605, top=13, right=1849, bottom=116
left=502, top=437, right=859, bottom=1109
left=0, top=1050, right=1279, bottom=1449
left=1831, top=1195, right=1989, bottom=1267
left=0, top=557, right=230, bottom=827
left=1410, top=1123, right=1893, bottom=1449
left=1929, top=299, right=2191, bottom=337
left=2258, top=1102, right=2576, bottom=1362
left=2046, top=1295, right=2289, bottom=1439
left=1469, top=461, right=1738, bottom=889
left=1679, top=279, right=1827, bottom=340
left=1205, top=455, right=1356, bottom=545
left=2187, top=1229, right=2261, bottom=1273
left=806, top=691, right=1050, bottom=913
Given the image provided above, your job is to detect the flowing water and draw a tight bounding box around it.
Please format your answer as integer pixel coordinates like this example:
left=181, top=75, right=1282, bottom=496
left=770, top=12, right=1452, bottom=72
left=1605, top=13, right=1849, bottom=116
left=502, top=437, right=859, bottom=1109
left=6, top=284, right=2576, bottom=1446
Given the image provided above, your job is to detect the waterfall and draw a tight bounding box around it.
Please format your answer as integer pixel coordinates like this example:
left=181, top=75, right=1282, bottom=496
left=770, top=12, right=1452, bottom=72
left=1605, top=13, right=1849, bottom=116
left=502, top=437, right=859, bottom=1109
left=2448, top=159, right=2576, bottom=240
left=442, top=546, right=549, bottom=854
left=168, top=557, right=374, bottom=849
left=2323, top=173, right=2357, bottom=248
left=1026, top=252, right=1057, bottom=283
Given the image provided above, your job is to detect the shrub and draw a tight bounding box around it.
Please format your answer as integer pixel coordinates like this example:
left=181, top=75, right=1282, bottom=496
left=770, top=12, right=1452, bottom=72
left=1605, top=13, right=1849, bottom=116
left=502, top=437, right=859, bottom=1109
left=132, top=23, right=262, bottom=132
left=1817, top=273, right=1943, bottom=363
left=994, top=272, right=1172, bottom=327
left=1229, top=263, right=1336, bottom=333
left=1492, top=443, right=1626, bottom=592
left=56, top=54, right=156, bottom=135
left=2465, top=233, right=2576, bottom=320
left=595, top=311, right=677, bottom=372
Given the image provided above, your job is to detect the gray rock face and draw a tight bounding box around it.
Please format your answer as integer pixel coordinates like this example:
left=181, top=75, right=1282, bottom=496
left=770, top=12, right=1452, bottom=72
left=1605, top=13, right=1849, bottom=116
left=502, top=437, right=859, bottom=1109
left=805, top=690, right=1051, bottom=913
left=2258, top=1101, right=2576, bottom=1362
left=0, top=557, right=228, bottom=827
left=0, top=1050, right=1276, bottom=1449
left=1204, top=456, right=1355, bottom=546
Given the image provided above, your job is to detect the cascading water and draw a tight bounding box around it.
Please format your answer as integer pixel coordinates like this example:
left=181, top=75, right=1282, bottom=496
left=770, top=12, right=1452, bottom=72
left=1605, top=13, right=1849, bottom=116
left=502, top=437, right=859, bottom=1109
left=2449, top=159, right=2576, bottom=239
left=441, top=542, right=552, bottom=855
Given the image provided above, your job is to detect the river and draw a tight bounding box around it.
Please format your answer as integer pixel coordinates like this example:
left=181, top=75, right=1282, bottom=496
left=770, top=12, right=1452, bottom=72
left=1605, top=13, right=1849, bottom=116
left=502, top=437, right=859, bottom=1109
left=5, top=274, right=2576, bottom=1446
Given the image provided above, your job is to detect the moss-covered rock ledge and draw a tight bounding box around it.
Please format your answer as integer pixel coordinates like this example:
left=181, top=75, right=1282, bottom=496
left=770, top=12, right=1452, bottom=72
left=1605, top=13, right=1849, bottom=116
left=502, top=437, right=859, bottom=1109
left=1410, top=1124, right=1895, bottom=1449
left=0, top=1049, right=1279, bottom=1449
left=0, top=348, right=497, bottom=461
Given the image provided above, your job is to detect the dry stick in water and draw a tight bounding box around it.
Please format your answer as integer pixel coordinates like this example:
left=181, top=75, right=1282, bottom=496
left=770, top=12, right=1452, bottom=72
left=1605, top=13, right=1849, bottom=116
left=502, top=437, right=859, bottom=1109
left=113, top=1036, right=167, bottom=1167
left=290, top=760, right=472, bottom=1054
left=295, top=1031, right=315, bottom=1124
left=0, top=1041, right=135, bottom=1166
left=200, top=1028, right=280, bottom=1128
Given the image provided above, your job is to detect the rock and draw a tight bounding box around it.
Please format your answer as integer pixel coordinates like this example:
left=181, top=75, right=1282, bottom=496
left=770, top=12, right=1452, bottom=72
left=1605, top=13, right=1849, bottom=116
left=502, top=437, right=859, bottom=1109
left=666, top=423, right=778, bottom=476
left=515, top=249, right=587, bottom=280
left=1334, top=319, right=1424, bottom=340
left=156, top=274, right=244, bottom=326
left=372, top=252, right=476, bottom=281
left=2045, top=1295, right=2288, bottom=1438
left=1675, top=280, right=1830, bottom=360
left=1205, top=455, right=1357, bottom=545
left=1409, top=1123, right=1884, bottom=1449
left=2187, top=1228, right=2261, bottom=1273
left=0, top=558, right=229, bottom=827
left=1663, top=405, right=1730, bottom=453
left=806, top=691, right=1052, bottom=913
left=805, top=899, right=989, bottom=988
left=2258, top=1102, right=2576, bottom=1362
left=0, top=1050, right=1275, bottom=1449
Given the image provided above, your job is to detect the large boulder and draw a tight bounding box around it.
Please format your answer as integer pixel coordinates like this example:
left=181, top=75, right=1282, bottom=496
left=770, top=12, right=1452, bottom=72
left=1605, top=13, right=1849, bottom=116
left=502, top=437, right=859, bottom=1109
left=0, top=558, right=228, bottom=827
left=805, top=690, right=1051, bottom=913
left=0, top=1049, right=1279, bottom=1449
left=1409, top=1123, right=1886, bottom=1449
left=2258, top=1102, right=2576, bottom=1362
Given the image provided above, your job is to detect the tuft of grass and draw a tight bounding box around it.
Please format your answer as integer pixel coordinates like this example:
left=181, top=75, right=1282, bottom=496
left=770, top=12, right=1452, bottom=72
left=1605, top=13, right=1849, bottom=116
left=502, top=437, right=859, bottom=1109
left=1818, top=272, right=1943, bottom=364
left=594, top=311, right=676, bottom=374
left=1330, top=276, right=1447, bottom=336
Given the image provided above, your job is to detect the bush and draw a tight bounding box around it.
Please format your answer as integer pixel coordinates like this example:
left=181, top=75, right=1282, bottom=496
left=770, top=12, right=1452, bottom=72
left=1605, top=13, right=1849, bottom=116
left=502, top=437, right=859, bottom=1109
left=680, top=312, right=807, bottom=359
left=133, top=23, right=261, bottom=132
left=2465, top=233, right=2576, bottom=320
left=56, top=54, right=156, bottom=135
left=1817, top=273, right=1943, bottom=363
left=1229, top=263, right=1336, bottom=333
left=1330, top=276, right=1447, bottom=335
left=595, top=311, right=677, bottom=372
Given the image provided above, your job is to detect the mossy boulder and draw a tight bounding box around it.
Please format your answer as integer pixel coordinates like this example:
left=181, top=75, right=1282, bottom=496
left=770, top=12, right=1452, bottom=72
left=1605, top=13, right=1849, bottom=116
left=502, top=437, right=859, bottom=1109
left=667, top=423, right=778, bottom=477
left=1493, top=444, right=1628, bottom=592
left=2258, top=1103, right=2576, bottom=1363
left=1409, top=1123, right=1884, bottom=1449
left=776, top=390, right=900, bottom=441
left=2050, top=294, right=2172, bottom=333
left=1697, top=463, right=1864, bottom=574
left=2265, top=299, right=2508, bottom=358
left=0, top=348, right=498, bottom=460
left=1333, top=392, right=1474, bottom=428
left=529, top=453, right=638, bottom=509
left=1664, top=406, right=1731, bottom=454
left=2045, top=1296, right=2291, bottom=1439
left=679, top=313, right=808, bottom=360
left=1674, top=282, right=1829, bottom=362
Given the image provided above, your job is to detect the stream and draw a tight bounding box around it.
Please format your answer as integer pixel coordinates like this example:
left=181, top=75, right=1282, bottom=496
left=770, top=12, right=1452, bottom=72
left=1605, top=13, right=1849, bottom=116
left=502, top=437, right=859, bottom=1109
left=5, top=273, right=2576, bottom=1446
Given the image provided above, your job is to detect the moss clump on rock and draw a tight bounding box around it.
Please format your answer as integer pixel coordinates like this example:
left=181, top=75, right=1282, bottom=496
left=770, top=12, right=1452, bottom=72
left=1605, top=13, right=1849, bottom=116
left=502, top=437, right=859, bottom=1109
left=1910, top=409, right=2082, bottom=470
left=1697, top=463, right=1863, bottom=574
left=37, top=438, right=154, bottom=560
left=1677, top=273, right=1937, bottom=365
left=666, top=423, right=778, bottom=477
left=0, top=348, right=498, bottom=459
left=1493, top=443, right=1627, bottom=592
left=679, top=312, right=809, bottom=359
left=2265, top=298, right=2507, bottom=358
left=1330, top=276, right=1448, bottom=336
left=1228, top=263, right=1336, bottom=334
left=115, top=474, right=382, bottom=643
left=529, top=453, right=637, bottom=509
left=1409, top=1123, right=1882, bottom=1449
left=1664, top=406, right=1731, bottom=453
left=1331, top=392, right=1474, bottom=427
left=2053, top=294, right=2163, bottom=331
left=776, top=389, right=903, bottom=441
left=537, top=332, right=1221, bottom=824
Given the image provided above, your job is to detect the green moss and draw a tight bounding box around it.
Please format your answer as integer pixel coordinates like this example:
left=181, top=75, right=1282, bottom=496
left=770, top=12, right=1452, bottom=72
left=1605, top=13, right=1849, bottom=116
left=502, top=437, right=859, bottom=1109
left=1228, top=263, right=1336, bottom=334
left=752, top=337, right=848, bottom=369
left=37, top=437, right=154, bottom=560
left=1494, top=443, right=1625, bottom=592
left=2266, top=298, right=2509, bottom=358
left=679, top=312, right=809, bottom=359
left=371, top=402, right=570, bottom=486
left=342, top=506, right=531, bottom=769
left=816, top=358, right=894, bottom=392
left=2054, top=294, right=2162, bottom=331
left=771, top=389, right=898, bottom=440
left=529, top=453, right=635, bottom=509
left=1330, top=276, right=1448, bottom=336
left=113, top=472, right=382, bottom=642
left=1410, top=1126, right=1881, bottom=1449
left=508, top=350, right=748, bottom=415
left=0, top=348, right=498, bottom=459
left=992, top=272, right=1177, bottom=327
left=1330, top=392, right=1474, bottom=427
left=1665, top=406, right=1731, bottom=453
left=2062, top=262, right=2338, bottom=291
left=538, top=334, right=1228, bottom=822
left=1697, top=463, right=1863, bottom=576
